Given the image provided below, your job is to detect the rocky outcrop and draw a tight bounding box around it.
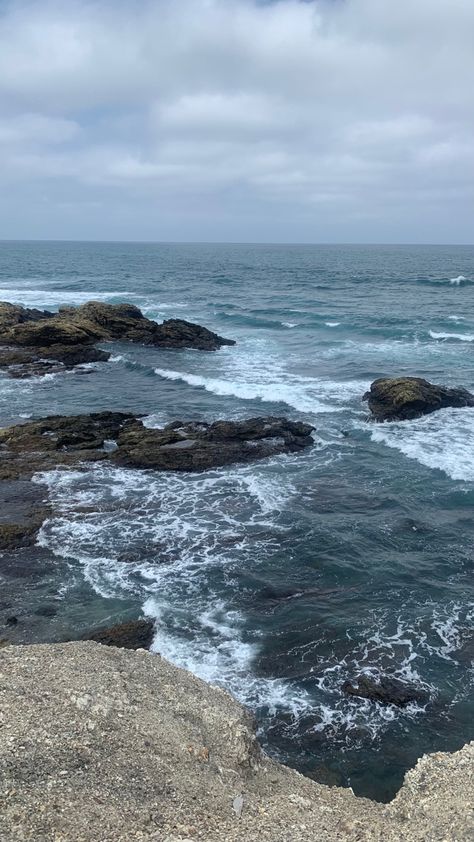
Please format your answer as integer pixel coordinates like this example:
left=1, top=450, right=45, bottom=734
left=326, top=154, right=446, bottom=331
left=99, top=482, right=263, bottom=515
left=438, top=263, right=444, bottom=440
left=85, top=619, right=155, bottom=650
left=0, top=413, right=314, bottom=479
left=112, top=416, right=315, bottom=471
left=363, top=376, right=474, bottom=422
left=0, top=642, right=472, bottom=842
left=342, top=675, right=429, bottom=708
left=0, top=301, right=234, bottom=377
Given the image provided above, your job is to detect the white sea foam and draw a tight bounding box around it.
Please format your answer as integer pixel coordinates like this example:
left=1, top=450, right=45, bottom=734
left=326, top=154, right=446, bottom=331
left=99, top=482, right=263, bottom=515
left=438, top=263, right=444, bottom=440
left=429, top=330, right=474, bottom=342
left=370, top=408, right=474, bottom=481
left=325, top=321, right=341, bottom=327
left=0, top=288, right=134, bottom=309
left=281, top=321, right=298, bottom=328
left=154, top=350, right=368, bottom=416
left=450, top=275, right=468, bottom=285
left=448, top=315, right=465, bottom=323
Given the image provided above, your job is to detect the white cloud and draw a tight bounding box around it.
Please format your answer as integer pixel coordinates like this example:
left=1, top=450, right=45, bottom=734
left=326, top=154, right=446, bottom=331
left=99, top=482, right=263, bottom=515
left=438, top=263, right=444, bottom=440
left=0, top=0, right=472, bottom=241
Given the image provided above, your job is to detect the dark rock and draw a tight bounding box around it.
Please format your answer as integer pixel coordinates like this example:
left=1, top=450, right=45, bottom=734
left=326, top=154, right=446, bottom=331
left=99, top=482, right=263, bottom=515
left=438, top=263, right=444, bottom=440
left=0, top=300, right=234, bottom=379
left=34, top=605, right=58, bottom=618
left=342, top=674, right=429, bottom=707
left=0, top=302, right=53, bottom=329
left=85, top=619, right=155, bottom=650
left=6, top=616, right=18, bottom=626
left=0, top=413, right=314, bottom=479
left=0, top=412, right=135, bottom=479
left=60, top=301, right=235, bottom=350
left=363, top=377, right=474, bottom=422
left=113, top=416, right=315, bottom=472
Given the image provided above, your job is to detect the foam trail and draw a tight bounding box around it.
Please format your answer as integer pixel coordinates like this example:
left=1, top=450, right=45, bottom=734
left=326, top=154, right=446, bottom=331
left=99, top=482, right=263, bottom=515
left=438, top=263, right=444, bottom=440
left=429, top=330, right=474, bottom=342
left=370, top=408, right=474, bottom=481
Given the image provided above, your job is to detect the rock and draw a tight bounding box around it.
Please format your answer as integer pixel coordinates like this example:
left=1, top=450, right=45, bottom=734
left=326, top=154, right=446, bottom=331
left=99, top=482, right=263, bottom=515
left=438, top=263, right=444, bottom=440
left=342, top=675, right=429, bottom=707
left=113, top=416, right=314, bottom=471
left=0, top=412, right=135, bottom=479
left=0, top=642, right=472, bottom=841
left=61, top=301, right=235, bottom=350
left=0, top=300, right=234, bottom=379
left=84, top=619, right=155, bottom=650
left=0, top=413, right=314, bottom=478
left=363, top=377, right=474, bottom=422
left=0, top=302, right=53, bottom=329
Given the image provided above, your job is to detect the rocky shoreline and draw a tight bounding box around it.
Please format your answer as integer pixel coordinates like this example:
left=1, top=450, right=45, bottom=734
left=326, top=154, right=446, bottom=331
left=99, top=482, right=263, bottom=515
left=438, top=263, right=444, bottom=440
left=1, top=298, right=474, bottom=826
left=0, top=300, right=235, bottom=378
left=0, top=641, right=472, bottom=842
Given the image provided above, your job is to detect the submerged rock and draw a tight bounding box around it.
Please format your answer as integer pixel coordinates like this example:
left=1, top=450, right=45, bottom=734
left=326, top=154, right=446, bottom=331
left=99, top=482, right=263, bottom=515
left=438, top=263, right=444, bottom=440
left=0, top=480, right=51, bottom=549
left=85, top=619, right=155, bottom=650
left=342, top=675, right=429, bottom=707
left=0, top=413, right=314, bottom=478
left=363, top=376, right=474, bottom=422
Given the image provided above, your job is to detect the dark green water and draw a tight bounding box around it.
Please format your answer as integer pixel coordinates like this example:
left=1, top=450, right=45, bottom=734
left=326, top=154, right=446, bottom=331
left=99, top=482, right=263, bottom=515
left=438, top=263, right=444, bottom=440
left=1, top=241, right=473, bottom=800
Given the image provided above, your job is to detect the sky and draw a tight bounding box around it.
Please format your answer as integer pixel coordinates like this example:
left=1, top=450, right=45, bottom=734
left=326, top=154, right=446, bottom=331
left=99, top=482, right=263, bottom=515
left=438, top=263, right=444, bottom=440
left=0, top=0, right=473, bottom=243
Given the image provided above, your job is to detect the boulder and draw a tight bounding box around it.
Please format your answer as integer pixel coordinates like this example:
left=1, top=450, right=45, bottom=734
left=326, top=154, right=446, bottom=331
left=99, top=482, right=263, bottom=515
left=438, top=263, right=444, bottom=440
left=342, top=675, right=429, bottom=707
left=0, top=302, right=53, bottom=330
left=61, top=301, right=235, bottom=350
left=363, top=377, right=474, bottom=422
left=0, top=300, right=234, bottom=379
left=0, top=412, right=135, bottom=479
left=0, top=413, right=314, bottom=478
left=85, top=619, right=155, bottom=650
left=113, top=416, right=315, bottom=471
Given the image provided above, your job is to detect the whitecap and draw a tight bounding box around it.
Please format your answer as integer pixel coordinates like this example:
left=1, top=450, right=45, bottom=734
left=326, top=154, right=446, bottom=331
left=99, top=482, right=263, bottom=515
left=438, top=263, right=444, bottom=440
left=281, top=321, right=298, bottom=328
left=0, top=288, right=135, bottom=309
left=429, top=330, right=474, bottom=342
left=325, top=321, right=341, bottom=327
left=450, top=275, right=468, bottom=285
left=370, top=407, right=474, bottom=481
left=154, top=365, right=367, bottom=415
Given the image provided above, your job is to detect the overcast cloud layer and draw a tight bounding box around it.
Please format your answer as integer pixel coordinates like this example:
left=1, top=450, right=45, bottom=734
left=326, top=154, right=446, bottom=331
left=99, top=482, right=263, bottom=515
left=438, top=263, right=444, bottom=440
left=0, top=0, right=473, bottom=242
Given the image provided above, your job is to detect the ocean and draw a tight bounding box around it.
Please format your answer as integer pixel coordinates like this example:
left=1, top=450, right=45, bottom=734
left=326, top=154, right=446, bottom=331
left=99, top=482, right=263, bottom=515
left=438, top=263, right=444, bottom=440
left=1, top=240, right=473, bottom=801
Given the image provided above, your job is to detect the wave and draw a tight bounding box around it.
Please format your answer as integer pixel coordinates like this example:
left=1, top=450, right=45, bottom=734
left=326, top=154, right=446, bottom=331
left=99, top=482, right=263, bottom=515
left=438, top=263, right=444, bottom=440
left=369, top=407, right=474, bottom=481
left=33, top=463, right=468, bottom=744
left=429, top=330, right=474, bottom=342
left=154, top=365, right=368, bottom=415
left=0, top=288, right=136, bottom=310
left=450, top=275, right=468, bottom=285
left=325, top=321, right=341, bottom=327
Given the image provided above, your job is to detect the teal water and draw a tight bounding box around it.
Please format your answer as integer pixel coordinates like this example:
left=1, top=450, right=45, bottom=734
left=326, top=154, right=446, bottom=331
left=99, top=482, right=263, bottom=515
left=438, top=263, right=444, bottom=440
left=1, top=241, right=473, bottom=800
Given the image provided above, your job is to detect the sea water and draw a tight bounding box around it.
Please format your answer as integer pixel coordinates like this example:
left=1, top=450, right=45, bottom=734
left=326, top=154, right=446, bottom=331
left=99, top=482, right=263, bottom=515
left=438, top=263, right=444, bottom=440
left=1, top=241, right=473, bottom=800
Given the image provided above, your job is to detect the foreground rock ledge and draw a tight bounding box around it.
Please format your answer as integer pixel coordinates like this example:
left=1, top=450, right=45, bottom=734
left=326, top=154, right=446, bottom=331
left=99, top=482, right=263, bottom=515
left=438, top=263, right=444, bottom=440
left=0, top=413, right=314, bottom=479
left=364, top=376, right=474, bottom=422
left=0, top=643, right=472, bottom=842
left=0, top=301, right=234, bottom=378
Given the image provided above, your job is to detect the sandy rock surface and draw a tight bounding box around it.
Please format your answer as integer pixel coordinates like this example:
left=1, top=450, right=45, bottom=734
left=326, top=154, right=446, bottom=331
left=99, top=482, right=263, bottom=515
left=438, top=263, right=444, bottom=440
left=0, top=642, right=472, bottom=841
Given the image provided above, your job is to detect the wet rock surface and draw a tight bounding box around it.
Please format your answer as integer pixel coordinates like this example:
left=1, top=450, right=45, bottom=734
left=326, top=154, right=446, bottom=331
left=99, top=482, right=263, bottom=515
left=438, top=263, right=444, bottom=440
left=0, top=301, right=234, bottom=378
left=84, top=619, right=155, bottom=650
left=0, top=412, right=314, bottom=478
left=0, top=642, right=472, bottom=842
left=363, top=376, right=474, bottom=422
left=342, top=675, right=430, bottom=707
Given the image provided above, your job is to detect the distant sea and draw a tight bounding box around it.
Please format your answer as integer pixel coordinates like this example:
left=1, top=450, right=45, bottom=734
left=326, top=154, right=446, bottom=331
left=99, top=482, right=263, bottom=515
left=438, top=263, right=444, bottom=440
left=1, top=241, right=473, bottom=801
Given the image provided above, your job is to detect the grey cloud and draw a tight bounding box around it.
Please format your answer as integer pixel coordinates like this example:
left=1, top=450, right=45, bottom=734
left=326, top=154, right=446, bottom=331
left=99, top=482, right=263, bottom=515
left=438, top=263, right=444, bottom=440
left=0, top=0, right=472, bottom=242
